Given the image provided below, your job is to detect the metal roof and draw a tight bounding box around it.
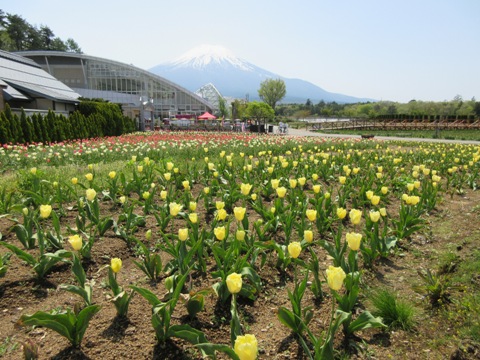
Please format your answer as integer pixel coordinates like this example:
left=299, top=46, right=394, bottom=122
left=0, top=51, right=80, bottom=103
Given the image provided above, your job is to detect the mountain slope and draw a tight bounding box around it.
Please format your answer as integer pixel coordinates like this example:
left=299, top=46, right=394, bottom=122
left=149, top=45, right=374, bottom=103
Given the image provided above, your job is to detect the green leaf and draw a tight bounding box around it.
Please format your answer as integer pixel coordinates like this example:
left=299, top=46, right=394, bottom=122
left=18, top=310, right=75, bottom=345
left=58, top=284, right=91, bottom=306
left=74, top=304, right=101, bottom=346
left=130, top=285, right=162, bottom=307
left=0, top=241, right=36, bottom=265
left=347, top=311, right=386, bottom=334
left=195, top=343, right=240, bottom=360
left=72, top=254, right=86, bottom=288
left=277, top=307, right=297, bottom=332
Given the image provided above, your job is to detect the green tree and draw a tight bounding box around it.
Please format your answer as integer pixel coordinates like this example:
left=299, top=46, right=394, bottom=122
left=20, top=109, right=33, bottom=143
left=6, top=14, right=30, bottom=51
left=65, top=38, right=82, bottom=53
left=218, top=96, right=229, bottom=119
left=258, top=78, right=286, bottom=111
left=245, top=101, right=275, bottom=126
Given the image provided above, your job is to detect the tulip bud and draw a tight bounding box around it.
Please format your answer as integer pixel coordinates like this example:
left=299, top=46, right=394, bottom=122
left=226, top=272, right=242, bottom=294
left=288, top=241, right=302, bottom=259
left=110, top=258, right=122, bottom=273
left=178, top=228, right=188, bottom=241
left=326, top=265, right=346, bottom=291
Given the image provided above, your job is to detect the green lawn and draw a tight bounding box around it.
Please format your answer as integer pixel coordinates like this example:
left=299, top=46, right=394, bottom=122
left=315, top=128, right=480, bottom=141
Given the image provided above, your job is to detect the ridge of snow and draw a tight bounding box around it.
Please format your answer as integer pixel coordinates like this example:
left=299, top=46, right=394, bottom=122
left=167, top=44, right=254, bottom=71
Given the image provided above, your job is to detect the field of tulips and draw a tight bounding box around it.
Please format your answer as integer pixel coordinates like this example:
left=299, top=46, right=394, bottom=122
left=0, top=131, right=479, bottom=359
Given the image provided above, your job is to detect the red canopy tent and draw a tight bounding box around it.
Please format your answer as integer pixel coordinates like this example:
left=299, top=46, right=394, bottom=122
left=197, top=112, right=217, bottom=120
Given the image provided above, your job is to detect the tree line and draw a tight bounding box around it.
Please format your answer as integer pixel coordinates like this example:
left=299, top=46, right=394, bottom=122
left=0, top=101, right=136, bottom=145
left=0, top=9, right=81, bottom=53
left=277, top=96, right=480, bottom=121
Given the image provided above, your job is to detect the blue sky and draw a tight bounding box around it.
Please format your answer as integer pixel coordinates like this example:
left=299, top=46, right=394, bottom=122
left=3, top=0, right=479, bottom=103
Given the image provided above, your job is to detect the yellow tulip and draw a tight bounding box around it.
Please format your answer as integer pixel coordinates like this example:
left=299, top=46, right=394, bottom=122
left=414, top=181, right=421, bottom=189
left=216, top=201, right=225, bottom=210
left=410, top=195, right=420, bottom=205
left=110, top=258, right=122, bottom=273
left=188, top=213, right=198, bottom=224
left=108, top=171, right=116, bottom=179
left=85, top=173, right=93, bottom=181
left=39, top=204, right=52, bottom=219
left=306, top=209, right=317, bottom=222
left=381, top=186, right=388, bottom=195
left=160, top=190, right=167, bottom=200
left=326, top=265, right=346, bottom=291
left=30, top=167, right=37, bottom=175
left=241, top=183, right=253, bottom=195
left=182, top=180, right=190, bottom=190
left=71, top=177, right=78, bottom=185
left=189, top=201, right=197, bottom=211
left=234, top=334, right=258, bottom=360
left=226, top=272, right=242, bottom=294
left=86, top=188, right=97, bottom=202
left=251, top=193, right=257, bottom=201
left=304, top=230, right=314, bottom=243
left=142, top=191, right=150, bottom=200
left=234, top=207, right=246, bottom=222
left=137, top=165, right=143, bottom=173
left=339, top=176, right=346, bottom=185
left=216, top=208, right=228, bottom=221
left=371, top=195, right=380, bottom=206
left=369, top=211, right=381, bottom=223
left=298, top=177, right=306, bottom=186
left=346, top=232, right=362, bottom=251
left=276, top=187, right=287, bottom=198
left=236, top=230, right=246, bottom=241
left=214, top=226, right=226, bottom=241
left=119, top=196, right=126, bottom=204
left=365, top=190, right=374, bottom=200
left=203, top=187, right=210, bottom=194
left=178, top=228, right=188, bottom=241
left=288, top=241, right=302, bottom=259
left=289, top=179, right=297, bottom=189
left=271, top=179, right=280, bottom=189
left=379, top=208, right=387, bottom=217
left=166, top=162, right=174, bottom=170
left=163, top=172, right=171, bottom=181
left=68, top=234, right=82, bottom=251
left=169, top=202, right=182, bottom=216
left=313, top=184, right=321, bottom=194
left=336, top=207, right=347, bottom=219
left=349, top=208, right=362, bottom=225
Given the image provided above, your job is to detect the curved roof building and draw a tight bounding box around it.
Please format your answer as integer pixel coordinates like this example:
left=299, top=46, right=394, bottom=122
left=0, top=50, right=79, bottom=115
left=17, top=51, right=213, bottom=123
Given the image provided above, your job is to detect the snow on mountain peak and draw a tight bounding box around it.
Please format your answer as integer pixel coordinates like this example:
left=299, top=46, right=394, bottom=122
left=169, top=44, right=254, bottom=71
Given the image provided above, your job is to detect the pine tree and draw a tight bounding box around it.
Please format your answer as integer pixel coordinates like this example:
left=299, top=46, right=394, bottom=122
left=20, top=109, right=33, bottom=144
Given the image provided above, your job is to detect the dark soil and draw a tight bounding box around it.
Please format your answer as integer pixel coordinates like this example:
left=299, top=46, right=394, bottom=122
left=0, top=190, right=479, bottom=359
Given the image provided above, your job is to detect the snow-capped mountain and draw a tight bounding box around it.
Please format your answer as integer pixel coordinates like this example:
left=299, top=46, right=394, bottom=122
left=149, top=45, right=374, bottom=104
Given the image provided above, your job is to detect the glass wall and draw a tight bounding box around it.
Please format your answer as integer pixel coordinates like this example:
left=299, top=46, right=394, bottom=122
left=19, top=51, right=213, bottom=120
